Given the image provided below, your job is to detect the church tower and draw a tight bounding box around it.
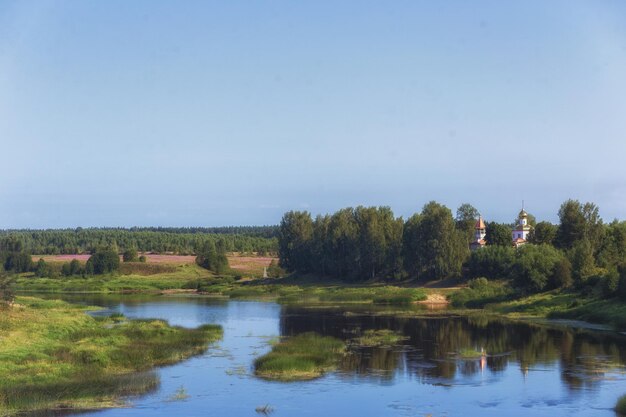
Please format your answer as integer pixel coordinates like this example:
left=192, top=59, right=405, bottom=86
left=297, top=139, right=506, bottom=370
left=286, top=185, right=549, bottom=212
left=470, top=215, right=487, bottom=251
left=512, top=206, right=532, bottom=247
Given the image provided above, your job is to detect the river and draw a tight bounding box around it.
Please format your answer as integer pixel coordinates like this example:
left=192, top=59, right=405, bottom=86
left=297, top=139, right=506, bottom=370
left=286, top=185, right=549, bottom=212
left=40, top=294, right=626, bottom=417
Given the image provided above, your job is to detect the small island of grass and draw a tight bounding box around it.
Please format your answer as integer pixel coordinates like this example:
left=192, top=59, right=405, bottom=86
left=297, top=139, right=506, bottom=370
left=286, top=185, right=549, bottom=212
left=253, top=332, right=345, bottom=381
left=0, top=297, right=222, bottom=416
left=352, top=329, right=408, bottom=347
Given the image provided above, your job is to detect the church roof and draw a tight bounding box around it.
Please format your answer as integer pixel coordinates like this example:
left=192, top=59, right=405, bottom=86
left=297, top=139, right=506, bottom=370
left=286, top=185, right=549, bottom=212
left=518, top=209, right=528, bottom=218
left=474, top=216, right=486, bottom=230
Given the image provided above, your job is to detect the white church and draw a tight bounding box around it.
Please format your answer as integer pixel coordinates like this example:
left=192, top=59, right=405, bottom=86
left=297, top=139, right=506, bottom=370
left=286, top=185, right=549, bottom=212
left=469, top=206, right=532, bottom=250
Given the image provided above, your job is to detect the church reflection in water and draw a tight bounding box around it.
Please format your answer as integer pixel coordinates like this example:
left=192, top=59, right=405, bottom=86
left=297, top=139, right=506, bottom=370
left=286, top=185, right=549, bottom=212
left=279, top=306, right=626, bottom=390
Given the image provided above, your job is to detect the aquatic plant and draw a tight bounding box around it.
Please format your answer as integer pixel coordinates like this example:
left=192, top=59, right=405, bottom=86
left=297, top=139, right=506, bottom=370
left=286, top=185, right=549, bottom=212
left=254, top=332, right=345, bottom=381
left=352, top=329, right=408, bottom=347
left=616, top=394, right=626, bottom=415
left=0, top=297, right=222, bottom=415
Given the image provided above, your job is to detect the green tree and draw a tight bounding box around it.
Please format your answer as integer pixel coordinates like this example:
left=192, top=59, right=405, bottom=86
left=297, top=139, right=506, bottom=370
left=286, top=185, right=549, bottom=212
left=569, top=238, right=595, bottom=284
left=85, top=248, right=120, bottom=275
left=402, top=213, right=423, bottom=277
left=278, top=211, right=314, bottom=273
left=485, top=222, right=511, bottom=247
left=466, top=245, right=515, bottom=279
left=512, top=244, right=565, bottom=292
left=122, top=248, right=139, bottom=262
left=528, top=221, right=557, bottom=245
left=0, top=274, right=14, bottom=306
left=34, top=258, right=52, bottom=277
left=455, top=203, right=480, bottom=241
left=195, top=240, right=229, bottom=274
left=414, top=202, right=467, bottom=280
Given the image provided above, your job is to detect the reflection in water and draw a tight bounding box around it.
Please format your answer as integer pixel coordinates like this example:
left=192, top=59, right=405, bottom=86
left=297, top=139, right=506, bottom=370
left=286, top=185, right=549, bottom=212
left=27, top=294, right=626, bottom=417
left=280, top=306, right=626, bottom=390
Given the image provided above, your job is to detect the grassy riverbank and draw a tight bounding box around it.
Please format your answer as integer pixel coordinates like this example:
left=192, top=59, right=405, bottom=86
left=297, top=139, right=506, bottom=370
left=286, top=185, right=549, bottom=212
left=13, top=261, right=626, bottom=330
left=450, top=281, right=626, bottom=331
left=0, top=297, right=222, bottom=416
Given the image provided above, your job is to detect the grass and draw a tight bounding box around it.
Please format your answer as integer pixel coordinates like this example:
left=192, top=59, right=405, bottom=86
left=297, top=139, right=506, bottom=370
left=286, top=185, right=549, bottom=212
left=14, top=264, right=214, bottom=293
left=254, top=332, right=346, bottom=381
left=167, top=386, right=189, bottom=402
left=458, top=348, right=485, bottom=358
left=352, top=329, right=408, bottom=347
left=616, top=394, right=626, bottom=416
left=0, top=297, right=222, bottom=416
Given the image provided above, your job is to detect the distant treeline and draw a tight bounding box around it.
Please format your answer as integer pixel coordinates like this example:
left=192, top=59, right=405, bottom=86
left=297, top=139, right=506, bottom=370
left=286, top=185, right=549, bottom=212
left=0, top=227, right=278, bottom=255
left=278, top=200, right=626, bottom=295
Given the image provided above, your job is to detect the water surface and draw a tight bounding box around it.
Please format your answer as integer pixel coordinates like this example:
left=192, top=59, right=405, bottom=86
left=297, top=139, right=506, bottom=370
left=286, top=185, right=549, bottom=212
left=42, top=294, right=626, bottom=417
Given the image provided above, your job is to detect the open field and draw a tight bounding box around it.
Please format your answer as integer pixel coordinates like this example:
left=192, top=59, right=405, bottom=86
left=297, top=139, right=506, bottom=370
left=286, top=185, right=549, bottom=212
left=32, top=254, right=277, bottom=276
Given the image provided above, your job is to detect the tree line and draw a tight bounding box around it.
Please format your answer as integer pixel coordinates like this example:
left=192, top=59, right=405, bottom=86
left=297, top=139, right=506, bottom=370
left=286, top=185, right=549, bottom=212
left=278, top=200, right=626, bottom=295
left=0, top=228, right=278, bottom=255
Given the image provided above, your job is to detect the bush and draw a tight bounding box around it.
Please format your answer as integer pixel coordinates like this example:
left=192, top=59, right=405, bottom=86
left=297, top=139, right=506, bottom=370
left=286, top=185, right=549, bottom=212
left=466, top=246, right=515, bottom=279
left=604, top=269, right=620, bottom=296
left=122, top=248, right=139, bottom=262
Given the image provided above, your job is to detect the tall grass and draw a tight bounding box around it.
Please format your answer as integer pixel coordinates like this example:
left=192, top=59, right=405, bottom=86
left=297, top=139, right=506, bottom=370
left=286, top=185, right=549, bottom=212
left=254, top=333, right=345, bottom=381
left=0, top=297, right=222, bottom=415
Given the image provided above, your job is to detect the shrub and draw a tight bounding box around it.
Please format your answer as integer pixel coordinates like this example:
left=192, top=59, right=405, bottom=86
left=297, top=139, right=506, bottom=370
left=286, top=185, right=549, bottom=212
left=122, top=248, right=139, bottom=262
left=466, top=245, right=515, bottom=280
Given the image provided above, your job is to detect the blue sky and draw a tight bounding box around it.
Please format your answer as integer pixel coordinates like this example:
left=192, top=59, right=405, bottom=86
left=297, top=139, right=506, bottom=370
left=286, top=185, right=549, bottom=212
left=1, top=1, right=626, bottom=228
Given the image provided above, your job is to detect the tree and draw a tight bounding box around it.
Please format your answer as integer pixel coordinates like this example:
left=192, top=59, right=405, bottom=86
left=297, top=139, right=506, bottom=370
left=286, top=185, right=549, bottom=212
left=512, top=244, right=565, bottom=292
left=555, top=200, right=603, bottom=252
left=569, top=238, right=595, bottom=284
left=0, top=274, right=14, bottom=306
left=34, top=258, right=52, bottom=277
left=551, top=258, right=573, bottom=288
left=413, top=202, right=467, bottom=280
left=123, top=248, right=139, bottom=262
left=466, top=245, right=515, bottom=279
left=402, top=213, right=423, bottom=277
left=455, top=203, right=480, bottom=241
left=485, top=222, right=512, bottom=247
left=278, top=211, right=314, bottom=273
left=85, top=248, right=120, bottom=275
left=528, top=221, right=557, bottom=245
left=195, top=240, right=229, bottom=274
left=62, top=259, right=83, bottom=276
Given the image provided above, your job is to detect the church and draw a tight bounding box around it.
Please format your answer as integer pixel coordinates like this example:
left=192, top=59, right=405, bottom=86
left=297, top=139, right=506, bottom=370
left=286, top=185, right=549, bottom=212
left=512, top=208, right=532, bottom=247
left=469, top=206, right=532, bottom=250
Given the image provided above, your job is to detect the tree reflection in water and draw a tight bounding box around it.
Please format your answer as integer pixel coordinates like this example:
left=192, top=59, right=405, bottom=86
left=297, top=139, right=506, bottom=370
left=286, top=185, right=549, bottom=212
left=279, top=306, right=626, bottom=390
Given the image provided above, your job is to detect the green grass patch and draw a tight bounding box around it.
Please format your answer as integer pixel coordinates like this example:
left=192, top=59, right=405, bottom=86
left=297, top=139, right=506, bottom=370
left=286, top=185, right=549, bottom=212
left=449, top=278, right=512, bottom=308
left=0, top=296, right=222, bottom=415
left=352, top=329, right=408, bottom=347
left=457, top=348, right=485, bottom=359
left=616, top=394, right=626, bottom=416
left=254, top=332, right=345, bottom=381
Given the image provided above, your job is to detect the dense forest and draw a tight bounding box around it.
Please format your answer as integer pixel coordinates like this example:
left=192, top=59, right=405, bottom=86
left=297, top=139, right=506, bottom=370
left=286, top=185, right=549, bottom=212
left=0, top=227, right=278, bottom=255
left=278, top=200, right=626, bottom=296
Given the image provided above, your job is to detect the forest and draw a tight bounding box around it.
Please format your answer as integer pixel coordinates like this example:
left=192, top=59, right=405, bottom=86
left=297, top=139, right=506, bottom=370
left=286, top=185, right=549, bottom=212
left=277, top=200, right=626, bottom=297
left=0, top=227, right=278, bottom=255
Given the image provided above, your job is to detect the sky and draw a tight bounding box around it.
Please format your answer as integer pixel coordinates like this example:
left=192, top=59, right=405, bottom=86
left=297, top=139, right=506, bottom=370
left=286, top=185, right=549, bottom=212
left=1, top=1, right=626, bottom=228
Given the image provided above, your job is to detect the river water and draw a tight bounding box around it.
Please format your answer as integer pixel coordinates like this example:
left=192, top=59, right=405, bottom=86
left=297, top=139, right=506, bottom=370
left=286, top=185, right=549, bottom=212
left=43, top=294, right=626, bottom=417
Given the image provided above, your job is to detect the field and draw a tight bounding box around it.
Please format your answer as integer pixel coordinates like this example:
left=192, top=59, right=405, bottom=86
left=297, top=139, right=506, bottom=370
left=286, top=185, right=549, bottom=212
left=32, top=254, right=276, bottom=276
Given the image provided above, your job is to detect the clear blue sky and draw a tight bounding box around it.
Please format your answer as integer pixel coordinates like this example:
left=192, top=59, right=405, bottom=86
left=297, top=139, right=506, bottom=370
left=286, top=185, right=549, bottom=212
left=1, top=1, right=625, bottom=228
